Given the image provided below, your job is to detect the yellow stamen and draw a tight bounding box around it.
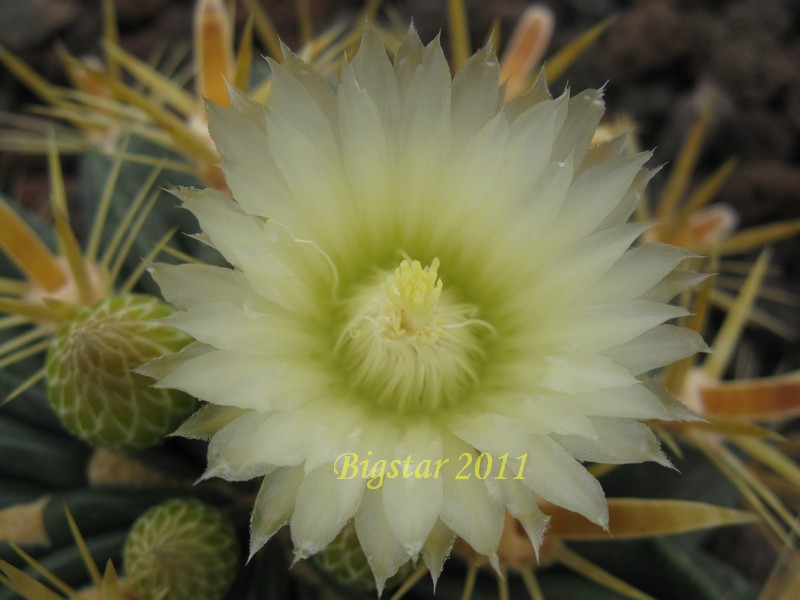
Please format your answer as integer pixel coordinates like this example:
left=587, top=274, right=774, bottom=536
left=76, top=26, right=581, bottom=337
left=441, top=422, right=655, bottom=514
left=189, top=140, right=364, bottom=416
left=384, top=258, right=442, bottom=322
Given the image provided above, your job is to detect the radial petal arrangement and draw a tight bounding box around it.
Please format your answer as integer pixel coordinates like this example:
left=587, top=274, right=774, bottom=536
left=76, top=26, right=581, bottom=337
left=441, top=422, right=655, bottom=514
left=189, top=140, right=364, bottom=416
left=146, top=26, right=706, bottom=591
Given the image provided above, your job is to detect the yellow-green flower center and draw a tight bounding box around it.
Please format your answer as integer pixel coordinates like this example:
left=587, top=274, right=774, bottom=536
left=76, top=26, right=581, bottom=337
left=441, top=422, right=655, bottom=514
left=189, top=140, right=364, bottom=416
left=336, top=258, right=491, bottom=413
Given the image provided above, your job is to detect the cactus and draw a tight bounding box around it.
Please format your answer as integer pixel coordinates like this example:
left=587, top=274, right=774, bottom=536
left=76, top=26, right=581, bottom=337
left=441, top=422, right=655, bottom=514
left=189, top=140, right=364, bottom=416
left=45, top=294, right=195, bottom=450
left=123, top=498, right=240, bottom=600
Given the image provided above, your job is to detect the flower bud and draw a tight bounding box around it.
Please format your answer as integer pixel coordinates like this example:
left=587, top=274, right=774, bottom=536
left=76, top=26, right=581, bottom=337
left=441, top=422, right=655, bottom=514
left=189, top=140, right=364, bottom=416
left=46, top=294, right=195, bottom=449
left=124, top=498, right=240, bottom=600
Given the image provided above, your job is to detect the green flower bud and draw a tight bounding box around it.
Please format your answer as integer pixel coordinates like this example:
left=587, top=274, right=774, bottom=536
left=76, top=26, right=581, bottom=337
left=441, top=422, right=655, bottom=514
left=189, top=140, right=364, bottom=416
left=46, top=294, right=195, bottom=450
left=313, top=521, right=415, bottom=591
left=124, top=498, right=240, bottom=600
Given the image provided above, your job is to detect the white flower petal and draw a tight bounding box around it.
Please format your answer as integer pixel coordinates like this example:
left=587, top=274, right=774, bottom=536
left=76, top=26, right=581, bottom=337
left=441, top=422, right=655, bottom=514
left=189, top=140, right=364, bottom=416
left=204, top=412, right=275, bottom=481
left=538, top=354, right=639, bottom=394
left=439, top=436, right=505, bottom=559
left=266, top=56, right=337, bottom=155
left=539, top=300, right=690, bottom=353
left=552, top=88, right=606, bottom=165
left=529, top=224, right=649, bottom=309
left=155, top=349, right=328, bottom=412
left=451, top=45, right=501, bottom=146
left=493, top=395, right=598, bottom=438
left=250, top=466, right=305, bottom=559
left=592, top=243, right=694, bottom=304
left=603, top=324, right=709, bottom=375
left=568, top=384, right=673, bottom=420
left=290, top=464, right=365, bottom=558
left=499, top=479, right=550, bottom=558
left=351, top=24, right=400, bottom=132
left=338, top=62, right=391, bottom=229
left=644, top=269, right=711, bottom=302
left=354, top=490, right=410, bottom=596
left=448, top=412, right=529, bottom=457
left=422, top=520, right=456, bottom=588
left=555, top=418, right=672, bottom=467
left=150, top=262, right=259, bottom=309
left=397, top=37, right=452, bottom=198
left=381, top=425, right=445, bottom=556
left=164, top=303, right=311, bottom=355
left=523, top=435, right=608, bottom=527
left=550, top=151, right=652, bottom=245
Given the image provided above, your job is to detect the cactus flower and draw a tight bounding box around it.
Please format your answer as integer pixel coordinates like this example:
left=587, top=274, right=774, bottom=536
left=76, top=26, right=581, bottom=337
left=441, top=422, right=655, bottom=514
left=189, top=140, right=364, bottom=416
left=146, top=26, right=706, bottom=592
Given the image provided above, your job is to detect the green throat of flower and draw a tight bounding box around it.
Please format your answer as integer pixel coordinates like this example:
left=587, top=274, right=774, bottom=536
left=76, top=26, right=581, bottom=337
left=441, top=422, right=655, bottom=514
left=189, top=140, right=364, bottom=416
left=336, top=258, right=492, bottom=413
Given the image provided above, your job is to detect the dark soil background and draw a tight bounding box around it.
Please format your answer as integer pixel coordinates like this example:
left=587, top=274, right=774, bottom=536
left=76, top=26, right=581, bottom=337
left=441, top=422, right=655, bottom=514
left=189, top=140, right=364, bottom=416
left=0, top=0, right=798, bottom=591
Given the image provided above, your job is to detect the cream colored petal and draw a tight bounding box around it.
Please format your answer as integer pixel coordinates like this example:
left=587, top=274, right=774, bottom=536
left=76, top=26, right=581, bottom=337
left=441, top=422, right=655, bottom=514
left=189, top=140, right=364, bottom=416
left=550, top=151, right=651, bottom=245
left=206, top=95, right=267, bottom=166
left=451, top=44, right=501, bottom=147
left=173, top=187, right=262, bottom=265
left=338, top=62, right=390, bottom=229
left=206, top=101, right=301, bottom=227
left=150, top=262, right=258, bottom=309
left=422, top=519, right=456, bottom=587
left=354, top=490, right=410, bottom=596
left=265, top=112, right=351, bottom=242
left=448, top=412, right=529, bottom=457
left=591, top=243, right=694, bottom=304
left=290, top=464, right=365, bottom=559
left=552, top=88, right=605, bottom=165
left=603, top=325, right=708, bottom=375
left=351, top=24, right=400, bottom=132
left=381, top=425, right=445, bottom=557
left=499, top=479, right=550, bottom=558
left=578, top=134, right=628, bottom=171
left=164, top=303, right=312, bottom=356
left=555, top=418, right=671, bottom=467
left=281, top=48, right=339, bottom=128
left=522, top=435, right=608, bottom=528
left=204, top=412, right=275, bottom=481
left=250, top=465, right=305, bottom=559
left=537, top=354, right=638, bottom=394
left=171, top=404, right=246, bottom=440
left=266, top=56, right=337, bottom=155
left=538, top=300, right=689, bottom=354
left=397, top=36, right=452, bottom=199
left=567, top=384, right=673, bottom=420
left=439, top=436, right=504, bottom=560
left=244, top=401, right=349, bottom=468
left=530, top=224, right=648, bottom=306
left=505, top=68, right=551, bottom=119
left=643, top=269, right=710, bottom=303
left=393, top=26, right=425, bottom=100
left=441, top=112, right=508, bottom=211
left=492, top=395, right=598, bottom=438
left=597, top=166, right=658, bottom=230
left=233, top=220, right=336, bottom=316
left=499, top=92, right=567, bottom=194
left=513, top=152, right=574, bottom=243
left=156, top=349, right=327, bottom=412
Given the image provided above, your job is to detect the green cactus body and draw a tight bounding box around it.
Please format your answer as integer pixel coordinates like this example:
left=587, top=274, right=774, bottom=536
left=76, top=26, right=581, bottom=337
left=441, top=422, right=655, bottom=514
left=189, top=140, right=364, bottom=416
left=123, top=498, right=240, bottom=600
left=46, top=294, right=196, bottom=450
left=313, top=521, right=415, bottom=591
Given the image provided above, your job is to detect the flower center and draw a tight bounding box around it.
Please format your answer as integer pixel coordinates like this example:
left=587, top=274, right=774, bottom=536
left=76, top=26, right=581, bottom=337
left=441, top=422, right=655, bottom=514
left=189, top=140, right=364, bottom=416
left=336, top=258, right=492, bottom=413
